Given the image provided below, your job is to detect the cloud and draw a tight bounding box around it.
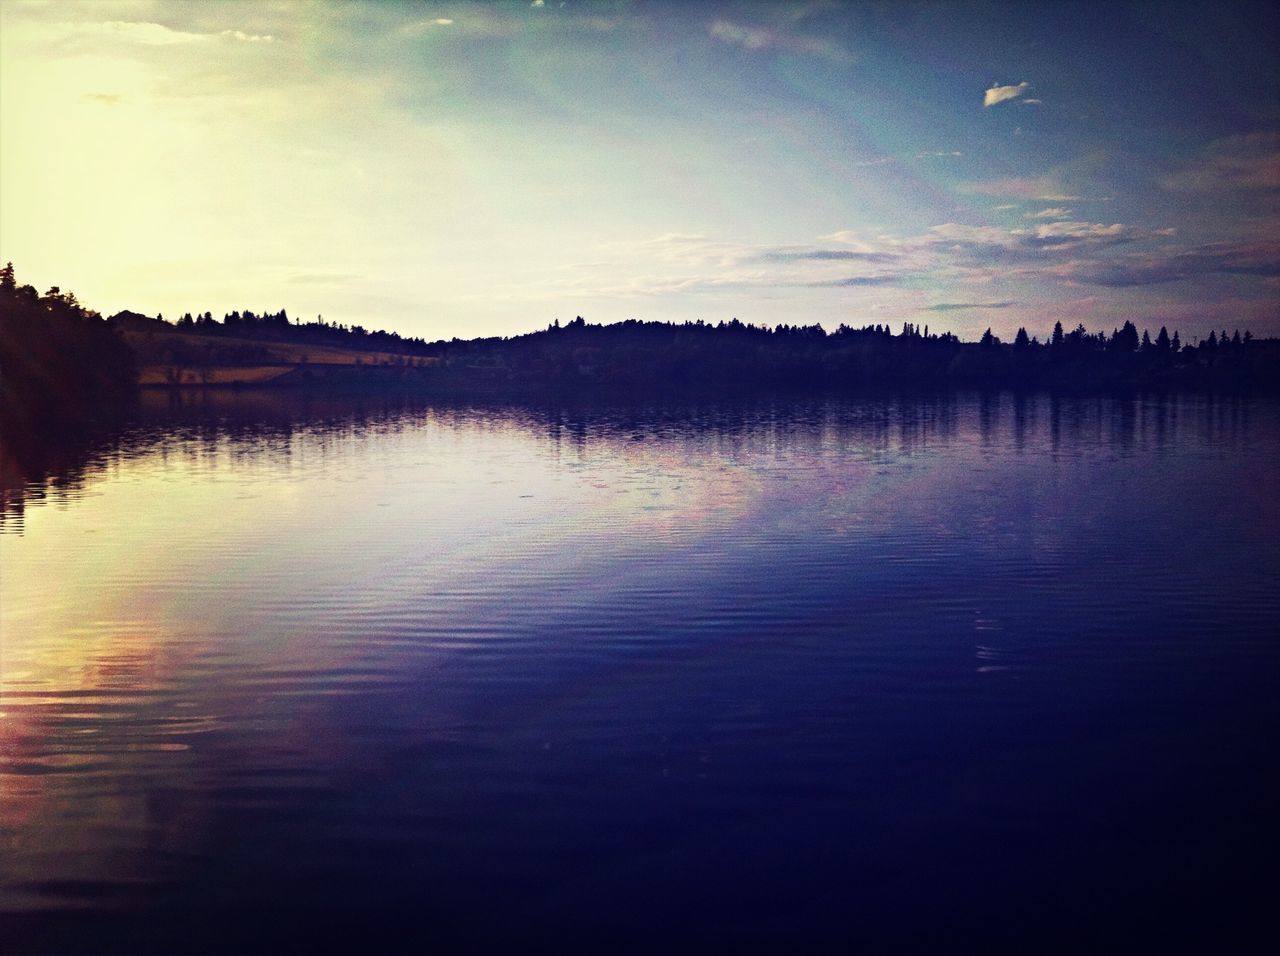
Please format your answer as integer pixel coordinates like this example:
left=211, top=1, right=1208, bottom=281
left=963, top=176, right=1080, bottom=201
left=758, top=249, right=899, bottom=263
left=60, top=20, right=275, bottom=47
left=221, top=30, right=275, bottom=43
left=532, top=0, right=545, bottom=7
left=816, top=230, right=890, bottom=254
left=1060, top=240, right=1280, bottom=287
left=91, top=20, right=205, bottom=45
left=83, top=92, right=123, bottom=105
left=984, top=81, right=1030, bottom=108
left=1160, top=132, right=1280, bottom=193
left=926, top=301, right=1015, bottom=311
left=1026, top=207, right=1071, bottom=220
left=400, top=18, right=455, bottom=34
left=1021, top=98, right=1042, bottom=105
left=1026, top=221, right=1132, bottom=247
left=807, top=275, right=900, bottom=287
left=708, top=18, right=850, bottom=60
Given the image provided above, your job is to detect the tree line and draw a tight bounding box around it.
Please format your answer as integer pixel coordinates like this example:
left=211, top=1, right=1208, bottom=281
left=421, top=315, right=1278, bottom=392
left=3, top=264, right=1278, bottom=428
left=162, top=307, right=436, bottom=355
left=0, top=264, right=136, bottom=435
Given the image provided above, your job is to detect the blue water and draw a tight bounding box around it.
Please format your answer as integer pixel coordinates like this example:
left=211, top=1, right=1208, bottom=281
left=2, top=391, right=1278, bottom=951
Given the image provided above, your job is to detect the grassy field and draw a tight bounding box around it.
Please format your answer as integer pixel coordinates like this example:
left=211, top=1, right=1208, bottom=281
left=123, top=327, right=440, bottom=386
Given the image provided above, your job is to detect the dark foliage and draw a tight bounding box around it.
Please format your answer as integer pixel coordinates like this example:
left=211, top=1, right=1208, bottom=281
left=416, top=315, right=1279, bottom=394
left=163, top=306, right=435, bottom=355
left=0, top=264, right=137, bottom=436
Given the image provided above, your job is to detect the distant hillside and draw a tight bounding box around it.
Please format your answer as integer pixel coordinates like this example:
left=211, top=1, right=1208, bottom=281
left=117, top=319, right=438, bottom=387
left=5, top=263, right=1278, bottom=412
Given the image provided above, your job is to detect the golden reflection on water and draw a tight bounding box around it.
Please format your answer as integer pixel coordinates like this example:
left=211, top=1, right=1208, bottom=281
left=1, top=405, right=789, bottom=907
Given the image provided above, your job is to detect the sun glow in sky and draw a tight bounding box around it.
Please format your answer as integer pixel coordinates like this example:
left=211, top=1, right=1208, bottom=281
left=1, top=0, right=1277, bottom=341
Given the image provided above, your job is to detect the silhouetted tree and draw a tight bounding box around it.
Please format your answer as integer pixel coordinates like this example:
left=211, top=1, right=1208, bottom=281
left=0, top=265, right=136, bottom=432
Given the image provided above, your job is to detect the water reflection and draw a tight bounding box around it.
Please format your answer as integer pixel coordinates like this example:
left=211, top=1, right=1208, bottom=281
left=2, top=389, right=1278, bottom=950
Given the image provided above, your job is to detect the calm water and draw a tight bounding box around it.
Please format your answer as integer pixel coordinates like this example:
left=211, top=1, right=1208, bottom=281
left=3, top=391, right=1279, bottom=951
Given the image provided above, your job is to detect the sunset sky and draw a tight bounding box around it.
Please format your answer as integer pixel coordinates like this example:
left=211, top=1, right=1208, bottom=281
left=2, top=0, right=1277, bottom=342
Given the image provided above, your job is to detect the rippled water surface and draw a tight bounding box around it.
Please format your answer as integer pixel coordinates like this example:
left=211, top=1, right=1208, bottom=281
left=3, top=391, right=1279, bottom=951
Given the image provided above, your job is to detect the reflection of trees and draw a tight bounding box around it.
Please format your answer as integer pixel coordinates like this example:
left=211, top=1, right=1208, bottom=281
left=2, top=388, right=1253, bottom=534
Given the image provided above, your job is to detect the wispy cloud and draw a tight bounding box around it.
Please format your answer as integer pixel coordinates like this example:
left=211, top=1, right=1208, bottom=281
left=708, top=18, right=850, bottom=61
left=806, top=275, right=900, bottom=288
left=963, top=175, right=1080, bottom=201
left=1026, top=207, right=1071, bottom=220
left=983, top=81, right=1030, bottom=108
left=758, top=249, right=899, bottom=263
left=1058, top=240, right=1280, bottom=287
left=221, top=30, right=275, bottom=43
left=90, top=20, right=205, bottom=46
left=401, top=18, right=455, bottom=33
left=926, top=301, right=1015, bottom=311
left=1160, top=132, right=1280, bottom=193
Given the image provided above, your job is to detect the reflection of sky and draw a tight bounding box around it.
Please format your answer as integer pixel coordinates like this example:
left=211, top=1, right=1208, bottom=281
left=2, top=396, right=1279, bottom=924
left=1, top=1, right=1277, bottom=343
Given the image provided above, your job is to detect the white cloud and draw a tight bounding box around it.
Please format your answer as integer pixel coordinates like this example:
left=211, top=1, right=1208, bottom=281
left=1029, top=221, right=1128, bottom=242
left=532, top=0, right=545, bottom=7
left=983, top=81, right=1030, bottom=108
left=221, top=30, right=275, bottom=43
left=400, top=18, right=457, bottom=35
left=1026, top=207, right=1071, bottom=220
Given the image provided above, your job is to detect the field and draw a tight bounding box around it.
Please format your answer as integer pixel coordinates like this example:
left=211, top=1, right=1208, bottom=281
left=122, top=327, right=439, bottom=387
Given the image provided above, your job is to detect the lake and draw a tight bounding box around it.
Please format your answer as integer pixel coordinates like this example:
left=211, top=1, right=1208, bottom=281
left=2, top=390, right=1278, bottom=951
